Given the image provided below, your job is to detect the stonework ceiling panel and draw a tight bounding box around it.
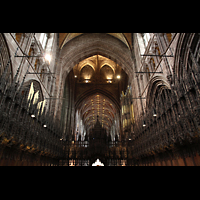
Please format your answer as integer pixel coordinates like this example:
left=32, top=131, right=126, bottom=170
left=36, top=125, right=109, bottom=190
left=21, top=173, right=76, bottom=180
left=59, top=33, right=132, bottom=49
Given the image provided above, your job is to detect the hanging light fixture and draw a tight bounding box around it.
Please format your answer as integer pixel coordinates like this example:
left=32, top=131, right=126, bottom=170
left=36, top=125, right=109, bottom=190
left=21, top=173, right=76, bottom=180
left=143, top=120, right=146, bottom=127
left=153, top=108, right=157, bottom=117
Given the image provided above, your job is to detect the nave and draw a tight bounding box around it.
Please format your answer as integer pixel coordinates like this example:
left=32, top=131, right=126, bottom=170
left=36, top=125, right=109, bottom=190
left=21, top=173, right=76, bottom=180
left=1, top=33, right=200, bottom=166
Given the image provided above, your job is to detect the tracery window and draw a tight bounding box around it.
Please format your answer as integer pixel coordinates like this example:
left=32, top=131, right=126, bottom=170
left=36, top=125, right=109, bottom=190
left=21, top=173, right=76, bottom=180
left=137, top=33, right=151, bottom=56
left=39, top=33, right=48, bottom=49
left=142, top=33, right=150, bottom=47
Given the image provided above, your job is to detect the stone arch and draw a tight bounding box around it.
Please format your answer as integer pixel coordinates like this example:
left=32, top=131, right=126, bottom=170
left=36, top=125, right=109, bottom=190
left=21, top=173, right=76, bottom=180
left=58, top=33, right=133, bottom=78
left=146, top=75, right=171, bottom=109
left=100, top=64, right=114, bottom=80
left=100, top=62, right=116, bottom=73
left=21, top=79, right=44, bottom=102
left=60, top=33, right=131, bottom=50
left=174, top=33, right=195, bottom=81
left=80, top=64, right=94, bottom=80
left=54, top=33, right=134, bottom=116
left=79, top=63, right=95, bottom=72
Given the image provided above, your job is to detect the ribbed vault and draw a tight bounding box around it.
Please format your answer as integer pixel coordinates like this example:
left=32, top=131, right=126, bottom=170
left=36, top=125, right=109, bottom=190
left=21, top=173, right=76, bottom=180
left=77, top=92, right=119, bottom=132
left=58, top=33, right=134, bottom=81
left=59, top=33, right=132, bottom=50
left=56, top=33, right=132, bottom=143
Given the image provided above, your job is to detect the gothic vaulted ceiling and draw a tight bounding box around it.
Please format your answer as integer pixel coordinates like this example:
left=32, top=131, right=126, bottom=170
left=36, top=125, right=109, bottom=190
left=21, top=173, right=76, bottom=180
left=74, top=55, right=128, bottom=134
left=59, top=33, right=131, bottom=140
left=78, top=93, right=118, bottom=132
left=59, top=33, right=132, bottom=50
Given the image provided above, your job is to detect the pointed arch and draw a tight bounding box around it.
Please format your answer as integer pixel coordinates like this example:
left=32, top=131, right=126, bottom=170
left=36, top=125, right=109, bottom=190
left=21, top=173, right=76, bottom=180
left=146, top=75, right=171, bottom=109
left=21, top=79, right=44, bottom=102
left=59, top=33, right=131, bottom=50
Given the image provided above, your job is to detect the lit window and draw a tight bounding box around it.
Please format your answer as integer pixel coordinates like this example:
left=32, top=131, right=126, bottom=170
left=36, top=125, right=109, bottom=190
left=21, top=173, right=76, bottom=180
left=39, top=33, right=48, bottom=49
left=143, top=33, right=150, bottom=47
left=137, top=33, right=151, bottom=55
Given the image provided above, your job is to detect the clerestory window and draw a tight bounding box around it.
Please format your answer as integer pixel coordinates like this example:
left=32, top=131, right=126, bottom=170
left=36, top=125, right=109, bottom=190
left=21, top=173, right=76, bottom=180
left=142, top=33, right=150, bottom=47
left=39, top=33, right=48, bottom=49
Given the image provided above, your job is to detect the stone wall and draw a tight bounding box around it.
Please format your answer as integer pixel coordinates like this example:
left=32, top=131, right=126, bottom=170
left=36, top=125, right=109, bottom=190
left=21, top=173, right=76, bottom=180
left=4, top=33, right=58, bottom=112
